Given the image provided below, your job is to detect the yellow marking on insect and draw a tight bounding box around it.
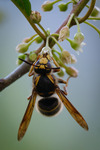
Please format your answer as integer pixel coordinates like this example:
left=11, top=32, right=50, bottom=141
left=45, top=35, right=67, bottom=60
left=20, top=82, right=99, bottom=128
left=47, top=75, right=55, bottom=84
left=35, top=76, right=40, bottom=86
left=39, top=58, right=48, bottom=64
left=39, top=65, right=45, bottom=69
left=47, top=54, right=50, bottom=60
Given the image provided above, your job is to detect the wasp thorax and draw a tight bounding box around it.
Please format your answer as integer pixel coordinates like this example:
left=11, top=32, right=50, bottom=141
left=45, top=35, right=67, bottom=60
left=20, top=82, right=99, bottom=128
left=34, top=59, right=52, bottom=74
left=36, top=97, right=63, bottom=116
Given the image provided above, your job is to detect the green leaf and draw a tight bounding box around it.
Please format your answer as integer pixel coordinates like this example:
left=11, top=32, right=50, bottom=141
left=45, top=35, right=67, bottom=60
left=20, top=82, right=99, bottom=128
left=11, top=0, right=31, bottom=16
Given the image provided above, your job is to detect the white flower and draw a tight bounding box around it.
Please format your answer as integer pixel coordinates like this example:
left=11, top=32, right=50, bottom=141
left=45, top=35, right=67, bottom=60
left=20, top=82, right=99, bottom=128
left=59, top=26, right=70, bottom=41
left=74, top=32, right=84, bottom=44
left=67, top=38, right=86, bottom=54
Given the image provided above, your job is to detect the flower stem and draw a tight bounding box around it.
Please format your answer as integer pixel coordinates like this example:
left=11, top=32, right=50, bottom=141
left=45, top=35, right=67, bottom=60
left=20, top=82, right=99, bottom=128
left=67, top=13, right=74, bottom=27
left=74, top=17, right=80, bottom=32
left=51, top=36, right=63, bottom=52
left=87, top=17, right=100, bottom=20
left=11, top=0, right=46, bottom=40
left=37, top=23, right=48, bottom=37
left=52, top=49, right=61, bottom=56
left=84, top=21, right=100, bottom=36
left=52, top=0, right=62, bottom=5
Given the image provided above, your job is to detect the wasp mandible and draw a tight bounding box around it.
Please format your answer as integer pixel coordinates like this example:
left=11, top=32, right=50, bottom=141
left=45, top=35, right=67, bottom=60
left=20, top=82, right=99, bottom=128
left=18, top=49, right=88, bottom=141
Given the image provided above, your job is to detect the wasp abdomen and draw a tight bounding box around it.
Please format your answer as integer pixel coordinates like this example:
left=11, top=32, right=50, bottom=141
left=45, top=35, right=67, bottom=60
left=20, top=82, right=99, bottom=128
left=37, top=97, right=62, bottom=116
left=34, top=74, right=56, bottom=97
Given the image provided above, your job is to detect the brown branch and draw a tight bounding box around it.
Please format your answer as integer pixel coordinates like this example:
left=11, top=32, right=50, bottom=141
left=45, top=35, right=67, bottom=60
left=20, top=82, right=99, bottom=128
left=0, top=0, right=92, bottom=92
left=0, top=59, right=30, bottom=91
left=78, top=0, right=96, bottom=23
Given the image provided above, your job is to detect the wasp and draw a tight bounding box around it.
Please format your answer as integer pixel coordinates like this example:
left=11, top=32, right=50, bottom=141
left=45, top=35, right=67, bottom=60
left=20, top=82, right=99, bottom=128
left=18, top=51, right=88, bottom=141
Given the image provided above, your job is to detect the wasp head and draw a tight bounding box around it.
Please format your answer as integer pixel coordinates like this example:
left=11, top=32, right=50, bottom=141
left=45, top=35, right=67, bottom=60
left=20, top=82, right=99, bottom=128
left=34, top=53, right=52, bottom=74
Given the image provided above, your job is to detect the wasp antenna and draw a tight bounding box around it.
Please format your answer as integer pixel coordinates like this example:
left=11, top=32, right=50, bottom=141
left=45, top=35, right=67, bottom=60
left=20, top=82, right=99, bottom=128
left=19, top=58, right=33, bottom=66
left=51, top=67, right=60, bottom=70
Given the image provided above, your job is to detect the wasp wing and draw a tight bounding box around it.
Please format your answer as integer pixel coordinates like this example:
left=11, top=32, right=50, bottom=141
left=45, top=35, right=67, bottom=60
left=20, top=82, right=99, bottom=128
left=18, top=92, right=37, bottom=141
left=56, top=87, right=88, bottom=130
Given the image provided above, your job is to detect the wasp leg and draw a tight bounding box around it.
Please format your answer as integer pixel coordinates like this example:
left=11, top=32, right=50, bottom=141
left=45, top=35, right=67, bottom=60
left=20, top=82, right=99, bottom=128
left=57, top=77, right=71, bottom=95
left=64, top=76, right=71, bottom=95
left=55, top=86, right=88, bottom=131
left=28, top=55, right=40, bottom=77
left=27, top=95, right=32, bottom=100
left=17, top=90, right=37, bottom=141
left=28, top=65, right=34, bottom=77
left=57, top=78, right=67, bottom=95
left=57, top=78, right=66, bottom=84
left=51, top=56, right=60, bottom=72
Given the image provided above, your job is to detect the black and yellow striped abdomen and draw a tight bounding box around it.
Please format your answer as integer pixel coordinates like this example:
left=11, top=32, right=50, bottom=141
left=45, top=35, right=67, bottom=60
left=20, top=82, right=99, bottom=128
left=34, top=74, right=56, bottom=97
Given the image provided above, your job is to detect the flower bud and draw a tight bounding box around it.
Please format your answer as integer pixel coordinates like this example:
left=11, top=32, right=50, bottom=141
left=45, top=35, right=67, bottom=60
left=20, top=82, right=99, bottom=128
left=57, top=68, right=65, bottom=77
left=91, top=6, right=100, bottom=17
left=42, top=46, right=51, bottom=54
left=74, top=32, right=84, bottom=44
left=41, top=1, right=53, bottom=11
left=23, top=35, right=36, bottom=43
left=67, top=38, right=86, bottom=53
left=29, top=51, right=37, bottom=61
left=16, top=43, right=29, bottom=53
left=30, top=11, right=41, bottom=23
left=66, top=66, right=78, bottom=77
left=59, top=26, right=70, bottom=41
left=16, top=54, right=26, bottom=65
left=46, top=28, right=50, bottom=35
left=60, top=50, right=72, bottom=64
left=35, top=36, right=43, bottom=43
left=68, top=39, right=79, bottom=50
left=58, top=2, right=68, bottom=11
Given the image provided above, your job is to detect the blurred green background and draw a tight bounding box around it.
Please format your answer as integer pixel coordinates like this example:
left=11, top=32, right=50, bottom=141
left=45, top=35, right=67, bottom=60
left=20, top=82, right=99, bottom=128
left=0, top=0, right=100, bottom=150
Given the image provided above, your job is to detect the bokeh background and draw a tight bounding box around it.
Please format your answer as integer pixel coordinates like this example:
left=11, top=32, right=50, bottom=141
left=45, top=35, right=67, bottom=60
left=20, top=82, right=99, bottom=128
left=0, top=0, right=100, bottom=150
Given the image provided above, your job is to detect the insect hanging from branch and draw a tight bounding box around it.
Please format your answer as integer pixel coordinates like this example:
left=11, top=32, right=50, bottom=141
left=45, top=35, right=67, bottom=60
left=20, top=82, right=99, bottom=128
left=18, top=48, right=88, bottom=141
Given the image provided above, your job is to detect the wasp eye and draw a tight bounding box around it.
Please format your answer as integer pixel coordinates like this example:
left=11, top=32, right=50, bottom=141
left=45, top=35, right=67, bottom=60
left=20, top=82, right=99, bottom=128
left=36, top=97, right=63, bottom=116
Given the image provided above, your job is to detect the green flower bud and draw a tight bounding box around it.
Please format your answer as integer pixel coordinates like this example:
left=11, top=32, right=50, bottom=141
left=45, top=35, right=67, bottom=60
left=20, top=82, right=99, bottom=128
left=41, top=1, right=53, bottom=11
left=58, top=2, right=68, bottom=11
left=16, top=43, right=29, bottom=53
left=74, top=32, right=84, bottom=44
left=29, top=52, right=37, bottom=61
left=35, top=36, right=43, bottom=43
left=16, top=54, right=26, bottom=65
left=16, top=37, right=36, bottom=53
left=67, top=38, right=86, bottom=53
left=59, top=26, right=70, bottom=41
left=23, top=35, right=36, bottom=43
left=30, top=11, right=41, bottom=23
left=57, top=68, right=65, bottom=77
left=68, top=39, right=79, bottom=50
left=66, top=66, right=78, bottom=77
left=46, top=28, right=50, bottom=35
left=91, top=6, right=100, bottom=17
